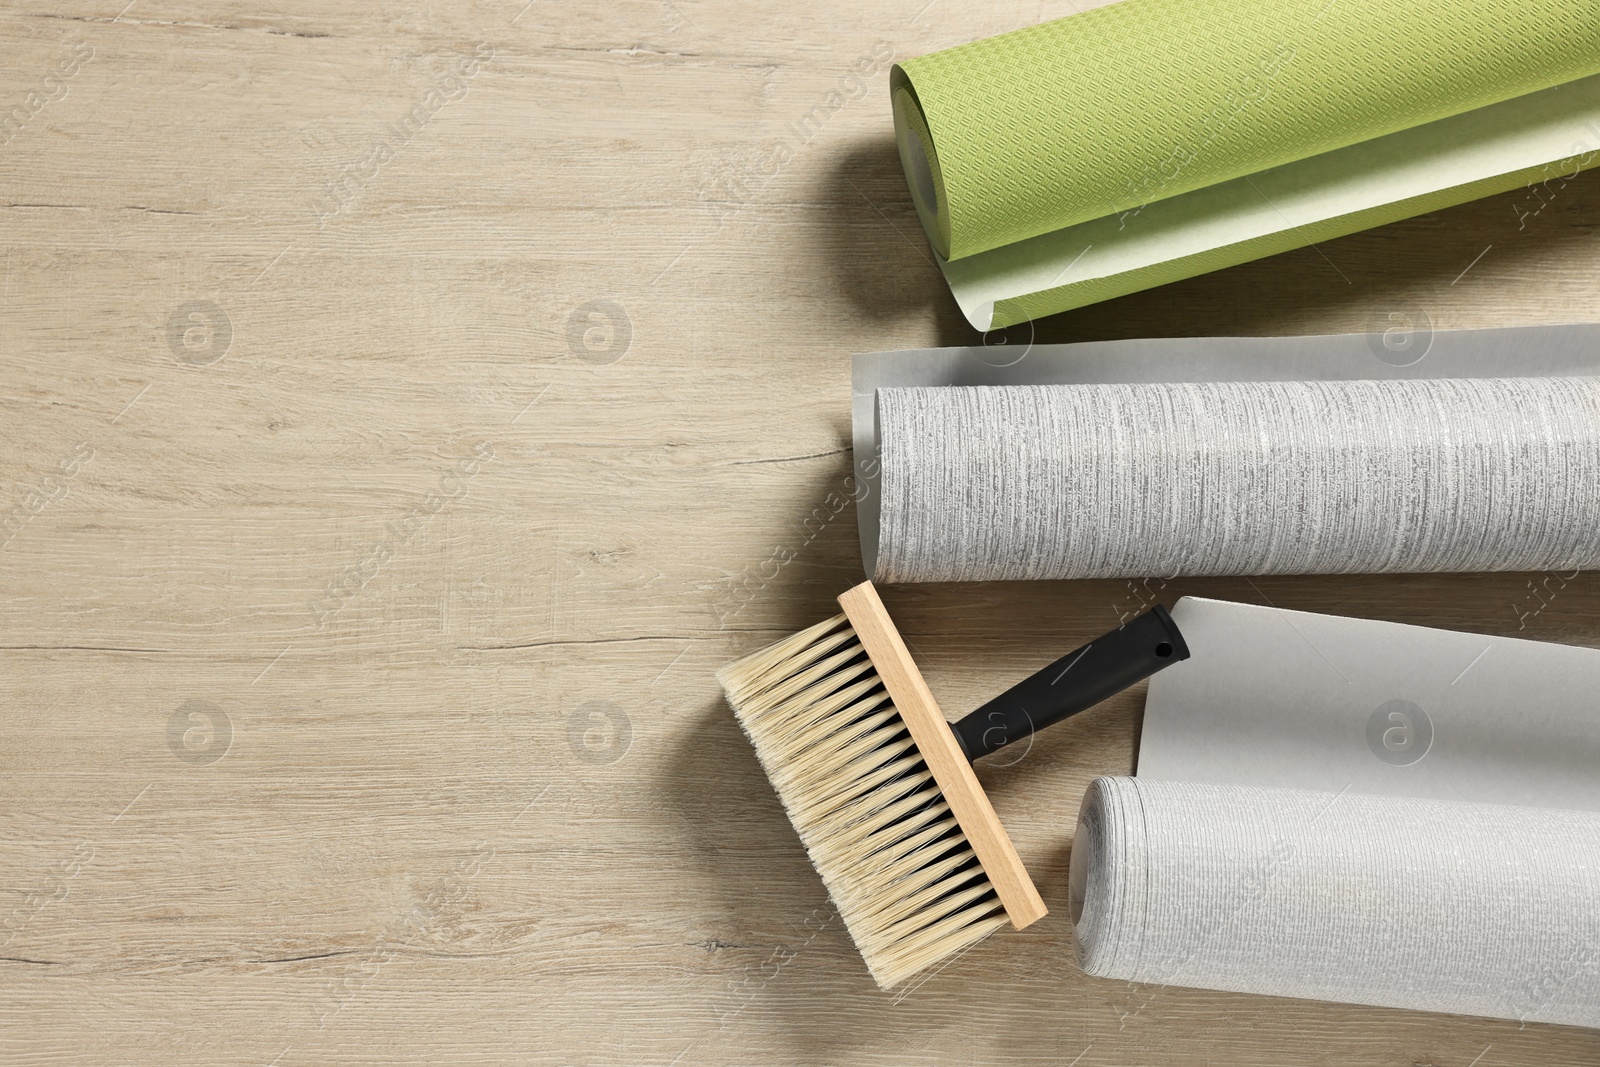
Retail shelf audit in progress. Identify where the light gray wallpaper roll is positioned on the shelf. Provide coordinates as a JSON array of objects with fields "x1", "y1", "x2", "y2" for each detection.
[
  {"x1": 875, "y1": 377, "x2": 1600, "y2": 582},
  {"x1": 1070, "y1": 777, "x2": 1600, "y2": 1027}
]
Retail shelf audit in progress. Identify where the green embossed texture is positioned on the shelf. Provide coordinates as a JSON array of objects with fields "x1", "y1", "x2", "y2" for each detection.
[{"x1": 896, "y1": 0, "x2": 1600, "y2": 260}]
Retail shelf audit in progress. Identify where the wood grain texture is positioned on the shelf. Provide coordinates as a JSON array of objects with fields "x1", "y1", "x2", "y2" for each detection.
[
  {"x1": 836, "y1": 580, "x2": 1046, "y2": 929},
  {"x1": 1, "y1": 1, "x2": 1599, "y2": 1064}
]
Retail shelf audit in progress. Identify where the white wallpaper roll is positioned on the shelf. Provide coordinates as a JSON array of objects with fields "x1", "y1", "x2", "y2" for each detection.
[
  {"x1": 874, "y1": 377, "x2": 1600, "y2": 582},
  {"x1": 1070, "y1": 777, "x2": 1600, "y2": 1027}
]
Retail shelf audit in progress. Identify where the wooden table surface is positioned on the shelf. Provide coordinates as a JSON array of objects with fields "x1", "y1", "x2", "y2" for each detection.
[{"x1": 3, "y1": 1, "x2": 1599, "y2": 1064}]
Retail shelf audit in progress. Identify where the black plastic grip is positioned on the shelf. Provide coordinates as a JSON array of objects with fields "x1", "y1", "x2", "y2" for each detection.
[{"x1": 950, "y1": 605, "x2": 1189, "y2": 762}]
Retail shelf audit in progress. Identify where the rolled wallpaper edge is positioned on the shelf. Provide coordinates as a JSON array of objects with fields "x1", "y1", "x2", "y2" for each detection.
[{"x1": 956, "y1": 77, "x2": 1600, "y2": 330}]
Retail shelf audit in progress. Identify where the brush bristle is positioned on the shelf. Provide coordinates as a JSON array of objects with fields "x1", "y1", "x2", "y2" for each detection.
[{"x1": 717, "y1": 613, "x2": 1008, "y2": 989}]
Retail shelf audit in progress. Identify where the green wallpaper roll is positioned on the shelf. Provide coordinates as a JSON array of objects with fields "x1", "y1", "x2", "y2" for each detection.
[{"x1": 893, "y1": 0, "x2": 1600, "y2": 325}]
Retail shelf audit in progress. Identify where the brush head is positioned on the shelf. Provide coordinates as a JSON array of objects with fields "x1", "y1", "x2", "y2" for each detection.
[{"x1": 717, "y1": 584, "x2": 1045, "y2": 990}]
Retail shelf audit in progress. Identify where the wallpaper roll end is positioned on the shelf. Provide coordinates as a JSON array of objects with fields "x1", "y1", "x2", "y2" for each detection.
[
  {"x1": 891, "y1": 71, "x2": 951, "y2": 261},
  {"x1": 856, "y1": 387, "x2": 885, "y2": 582},
  {"x1": 1070, "y1": 776, "x2": 1143, "y2": 979}
]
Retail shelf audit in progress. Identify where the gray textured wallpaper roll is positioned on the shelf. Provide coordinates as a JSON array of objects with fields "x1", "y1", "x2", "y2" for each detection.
[
  {"x1": 874, "y1": 377, "x2": 1600, "y2": 582},
  {"x1": 1070, "y1": 777, "x2": 1600, "y2": 1027}
]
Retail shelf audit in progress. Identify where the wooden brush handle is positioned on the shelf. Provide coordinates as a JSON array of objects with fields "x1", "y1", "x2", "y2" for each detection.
[
  {"x1": 837, "y1": 580, "x2": 1049, "y2": 929},
  {"x1": 951, "y1": 606, "x2": 1188, "y2": 762}
]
